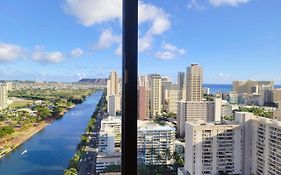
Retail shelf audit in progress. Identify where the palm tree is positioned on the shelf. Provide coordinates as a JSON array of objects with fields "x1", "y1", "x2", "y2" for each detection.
[{"x1": 165, "y1": 148, "x2": 172, "y2": 162}]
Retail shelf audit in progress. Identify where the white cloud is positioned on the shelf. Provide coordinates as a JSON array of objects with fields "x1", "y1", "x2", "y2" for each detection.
[
  {"x1": 63, "y1": 0, "x2": 122, "y2": 26},
  {"x1": 187, "y1": 0, "x2": 249, "y2": 9},
  {"x1": 162, "y1": 43, "x2": 186, "y2": 55},
  {"x1": 64, "y1": 0, "x2": 171, "y2": 53},
  {"x1": 155, "y1": 51, "x2": 175, "y2": 60},
  {"x1": 155, "y1": 43, "x2": 186, "y2": 60},
  {"x1": 95, "y1": 29, "x2": 121, "y2": 50},
  {"x1": 115, "y1": 44, "x2": 122, "y2": 56},
  {"x1": 187, "y1": 0, "x2": 205, "y2": 10},
  {"x1": 138, "y1": 1, "x2": 171, "y2": 52},
  {"x1": 138, "y1": 2, "x2": 170, "y2": 35},
  {"x1": 218, "y1": 72, "x2": 230, "y2": 79},
  {"x1": 0, "y1": 42, "x2": 25, "y2": 62},
  {"x1": 70, "y1": 48, "x2": 84, "y2": 57},
  {"x1": 209, "y1": 0, "x2": 250, "y2": 7},
  {"x1": 32, "y1": 45, "x2": 64, "y2": 63},
  {"x1": 138, "y1": 36, "x2": 153, "y2": 53}
]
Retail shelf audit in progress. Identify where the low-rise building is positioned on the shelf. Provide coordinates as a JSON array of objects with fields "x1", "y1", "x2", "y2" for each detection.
[
  {"x1": 175, "y1": 140, "x2": 185, "y2": 157},
  {"x1": 96, "y1": 152, "x2": 121, "y2": 174}
]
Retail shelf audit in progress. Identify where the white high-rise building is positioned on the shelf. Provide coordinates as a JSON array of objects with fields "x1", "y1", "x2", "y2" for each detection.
[
  {"x1": 106, "y1": 71, "x2": 121, "y2": 116},
  {"x1": 186, "y1": 64, "x2": 203, "y2": 102},
  {"x1": 179, "y1": 112, "x2": 281, "y2": 175},
  {"x1": 148, "y1": 74, "x2": 162, "y2": 117},
  {"x1": 106, "y1": 71, "x2": 120, "y2": 99},
  {"x1": 178, "y1": 121, "x2": 243, "y2": 175},
  {"x1": 100, "y1": 116, "x2": 122, "y2": 147},
  {"x1": 214, "y1": 95, "x2": 222, "y2": 121},
  {"x1": 107, "y1": 94, "x2": 121, "y2": 116},
  {"x1": 177, "y1": 101, "x2": 217, "y2": 137},
  {"x1": 0, "y1": 84, "x2": 8, "y2": 110},
  {"x1": 137, "y1": 121, "x2": 175, "y2": 165},
  {"x1": 139, "y1": 75, "x2": 149, "y2": 87},
  {"x1": 235, "y1": 112, "x2": 281, "y2": 175},
  {"x1": 177, "y1": 64, "x2": 222, "y2": 137},
  {"x1": 110, "y1": 71, "x2": 119, "y2": 95},
  {"x1": 166, "y1": 85, "x2": 179, "y2": 113}
]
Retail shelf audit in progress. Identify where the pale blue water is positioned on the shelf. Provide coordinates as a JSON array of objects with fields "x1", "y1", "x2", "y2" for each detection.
[
  {"x1": 203, "y1": 84, "x2": 232, "y2": 94},
  {"x1": 0, "y1": 91, "x2": 102, "y2": 175}
]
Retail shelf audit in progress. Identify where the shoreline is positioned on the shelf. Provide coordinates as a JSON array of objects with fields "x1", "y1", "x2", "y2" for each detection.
[{"x1": 0, "y1": 104, "x2": 76, "y2": 159}]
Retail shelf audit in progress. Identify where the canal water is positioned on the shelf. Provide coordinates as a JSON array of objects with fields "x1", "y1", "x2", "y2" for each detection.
[{"x1": 0, "y1": 91, "x2": 102, "y2": 175}]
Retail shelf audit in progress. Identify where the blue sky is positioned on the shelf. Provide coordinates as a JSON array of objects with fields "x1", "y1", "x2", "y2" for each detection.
[{"x1": 0, "y1": 0, "x2": 280, "y2": 84}]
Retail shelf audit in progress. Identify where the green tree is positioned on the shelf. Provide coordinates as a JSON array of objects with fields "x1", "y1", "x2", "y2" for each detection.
[
  {"x1": 0, "y1": 126, "x2": 15, "y2": 138},
  {"x1": 64, "y1": 168, "x2": 77, "y2": 175}
]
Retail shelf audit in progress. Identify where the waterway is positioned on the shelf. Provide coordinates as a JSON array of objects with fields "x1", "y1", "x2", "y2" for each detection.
[{"x1": 0, "y1": 91, "x2": 103, "y2": 175}]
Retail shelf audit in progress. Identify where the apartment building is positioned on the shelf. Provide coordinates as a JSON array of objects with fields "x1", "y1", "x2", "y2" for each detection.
[
  {"x1": 232, "y1": 80, "x2": 274, "y2": 94},
  {"x1": 221, "y1": 100, "x2": 233, "y2": 118},
  {"x1": 179, "y1": 112, "x2": 281, "y2": 175},
  {"x1": 98, "y1": 131, "x2": 115, "y2": 153},
  {"x1": 138, "y1": 85, "x2": 150, "y2": 120},
  {"x1": 177, "y1": 97, "x2": 222, "y2": 137},
  {"x1": 96, "y1": 152, "x2": 121, "y2": 174},
  {"x1": 100, "y1": 116, "x2": 121, "y2": 147},
  {"x1": 148, "y1": 74, "x2": 162, "y2": 117},
  {"x1": 178, "y1": 121, "x2": 243, "y2": 175},
  {"x1": 137, "y1": 121, "x2": 176, "y2": 165},
  {"x1": 186, "y1": 64, "x2": 203, "y2": 102},
  {"x1": 107, "y1": 71, "x2": 119, "y2": 98},
  {"x1": 161, "y1": 77, "x2": 172, "y2": 108},
  {"x1": 0, "y1": 84, "x2": 8, "y2": 110},
  {"x1": 107, "y1": 94, "x2": 121, "y2": 116},
  {"x1": 166, "y1": 85, "x2": 179, "y2": 113}
]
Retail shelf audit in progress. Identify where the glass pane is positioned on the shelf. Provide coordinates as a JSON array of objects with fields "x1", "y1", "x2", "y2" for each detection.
[
  {"x1": 0, "y1": 0, "x2": 122, "y2": 174},
  {"x1": 138, "y1": 0, "x2": 281, "y2": 175}
]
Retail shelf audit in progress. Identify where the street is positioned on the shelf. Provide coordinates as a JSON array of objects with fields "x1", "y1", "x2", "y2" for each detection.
[{"x1": 78, "y1": 100, "x2": 106, "y2": 175}]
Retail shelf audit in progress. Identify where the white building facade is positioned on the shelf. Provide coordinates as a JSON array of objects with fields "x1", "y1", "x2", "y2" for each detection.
[{"x1": 137, "y1": 121, "x2": 176, "y2": 165}]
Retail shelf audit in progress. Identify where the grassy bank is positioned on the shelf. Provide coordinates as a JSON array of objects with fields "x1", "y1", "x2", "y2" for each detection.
[{"x1": 0, "y1": 89, "x2": 97, "y2": 159}]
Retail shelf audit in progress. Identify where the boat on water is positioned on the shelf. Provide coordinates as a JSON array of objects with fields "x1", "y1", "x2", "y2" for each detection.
[{"x1": 21, "y1": 150, "x2": 27, "y2": 155}]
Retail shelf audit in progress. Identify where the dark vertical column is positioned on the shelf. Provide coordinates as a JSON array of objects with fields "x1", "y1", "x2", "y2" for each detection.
[{"x1": 122, "y1": 0, "x2": 138, "y2": 174}]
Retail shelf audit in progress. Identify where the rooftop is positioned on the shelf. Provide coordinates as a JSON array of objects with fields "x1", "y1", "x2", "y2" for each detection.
[{"x1": 138, "y1": 120, "x2": 175, "y2": 131}]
